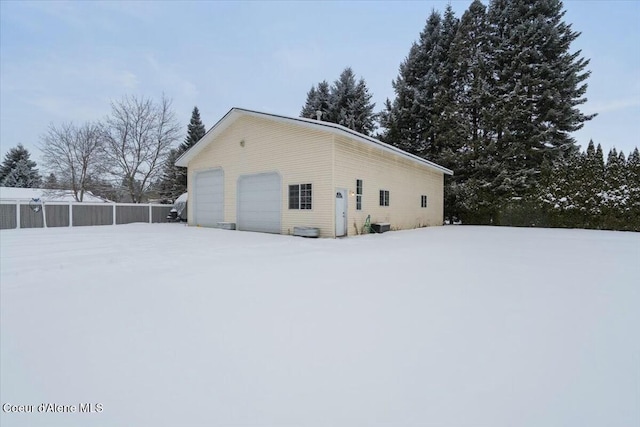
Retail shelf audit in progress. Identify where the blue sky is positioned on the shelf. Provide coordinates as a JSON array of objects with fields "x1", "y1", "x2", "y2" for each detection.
[{"x1": 1, "y1": 0, "x2": 639, "y2": 165}]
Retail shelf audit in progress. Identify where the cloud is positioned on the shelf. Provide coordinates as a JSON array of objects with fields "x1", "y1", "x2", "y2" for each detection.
[{"x1": 117, "y1": 70, "x2": 139, "y2": 91}]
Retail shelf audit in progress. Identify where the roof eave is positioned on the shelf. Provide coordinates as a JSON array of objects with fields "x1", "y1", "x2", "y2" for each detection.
[{"x1": 175, "y1": 107, "x2": 454, "y2": 176}]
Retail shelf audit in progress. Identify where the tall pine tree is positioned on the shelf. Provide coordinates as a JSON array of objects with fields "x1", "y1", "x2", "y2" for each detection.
[
  {"x1": 444, "y1": 0, "x2": 498, "y2": 222},
  {"x1": 486, "y1": 0, "x2": 594, "y2": 199},
  {"x1": 180, "y1": 106, "x2": 206, "y2": 152},
  {"x1": 383, "y1": 0, "x2": 595, "y2": 224},
  {"x1": 300, "y1": 68, "x2": 376, "y2": 136},
  {"x1": 300, "y1": 81, "x2": 331, "y2": 120},
  {"x1": 432, "y1": 5, "x2": 460, "y2": 162},
  {"x1": 158, "y1": 148, "x2": 182, "y2": 201},
  {"x1": 381, "y1": 10, "x2": 444, "y2": 156},
  {"x1": 159, "y1": 106, "x2": 206, "y2": 201},
  {"x1": 450, "y1": 0, "x2": 491, "y2": 150}
]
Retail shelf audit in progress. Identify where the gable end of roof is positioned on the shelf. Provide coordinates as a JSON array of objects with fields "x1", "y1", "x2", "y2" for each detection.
[{"x1": 176, "y1": 108, "x2": 453, "y2": 176}]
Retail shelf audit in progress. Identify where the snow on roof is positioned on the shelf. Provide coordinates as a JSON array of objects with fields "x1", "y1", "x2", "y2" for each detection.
[
  {"x1": 0, "y1": 187, "x2": 110, "y2": 203},
  {"x1": 175, "y1": 107, "x2": 453, "y2": 175}
]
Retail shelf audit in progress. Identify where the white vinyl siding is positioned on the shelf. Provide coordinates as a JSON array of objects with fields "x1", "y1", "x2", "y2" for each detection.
[
  {"x1": 187, "y1": 116, "x2": 334, "y2": 237},
  {"x1": 186, "y1": 113, "x2": 445, "y2": 238},
  {"x1": 333, "y1": 135, "x2": 444, "y2": 236}
]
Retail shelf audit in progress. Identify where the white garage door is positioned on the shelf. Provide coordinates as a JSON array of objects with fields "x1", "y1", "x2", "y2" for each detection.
[
  {"x1": 237, "y1": 173, "x2": 281, "y2": 234},
  {"x1": 193, "y1": 169, "x2": 224, "y2": 227}
]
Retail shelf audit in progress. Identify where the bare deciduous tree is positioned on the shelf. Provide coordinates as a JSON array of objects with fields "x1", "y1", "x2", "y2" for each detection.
[
  {"x1": 102, "y1": 95, "x2": 180, "y2": 203},
  {"x1": 40, "y1": 122, "x2": 105, "y2": 202}
]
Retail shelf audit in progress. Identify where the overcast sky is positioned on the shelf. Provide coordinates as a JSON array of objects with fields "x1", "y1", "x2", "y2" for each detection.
[{"x1": 1, "y1": 0, "x2": 639, "y2": 166}]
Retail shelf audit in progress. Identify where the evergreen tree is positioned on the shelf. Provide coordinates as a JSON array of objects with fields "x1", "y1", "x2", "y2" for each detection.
[
  {"x1": 180, "y1": 106, "x2": 206, "y2": 152},
  {"x1": 300, "y1": 68, "x2": 376, "y2": 135},
  {"x1": 381, "y1": 10, "x2": 443, "y2": 155},
  {"x1": 159, "y1": 106, "x2": 206, "y2": 201},
  {"x1": 574, "y1": 141, "x2": 605, "y2": 227},
  {"x1": 448, "y1": 0, "x2": 493, "y2": 160},
  {"x1": 618, "y1": 149, "x2": 630, "y2": 213},
  {"x1": 441, "y1": 1, "x2": 497, "y2": 220},
  {"x1": 85, "y1": 176, "x2": 119, "y2": 202},
  {"x1": 2, "y1": 159, "x2": 40, "y2": 188},
  {"x1": 626, "y1": 147, "x2": 640, "y2": 230},
  {"x1": 538, "y1": 151, "x2": 577, "y2": 216},
  {"x1": 300, "y1": 81, "x2": 331, "y2": 120},
  {"x1": 605, "y1": 148, "x2": 626, "y2": 208},
  {"x1": 159, "y1": 149, "x2": 182, "y2": 201},
  {"x1": 350, "y1": 77, "x2": 377, "y2": 135},
  {"x1": 301, "y1": 86, "x2": 318, "y2": 118},
  {"x1": 432, "y1": 5, "x2": 460, "y2": 162},
  {"x1": 329, "y1": 68, "x2": 358, "y2": 125},
  {"x1": 486, "y1": 0, "x2": 594, "y2": 199},
  {"x1": 537, "y1": 142, "x2": 639, "y2": 231},
  {"x1": 43, "y1": 173, "x2": 59, "y2": 190},
  {"x1": 610, "y1": 149, "x2": 628, "y2": 228},
  {"x1": 0, "y1": 144, "x2": 41, "y2": 188}
]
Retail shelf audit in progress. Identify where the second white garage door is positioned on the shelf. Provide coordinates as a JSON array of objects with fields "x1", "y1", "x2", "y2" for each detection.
[
  {"x1": 193, "y1": 168, "x2": 224, "y2": 227},
  {"x1": 237, "y1": 172, "x2": 281, "y2": 234}
]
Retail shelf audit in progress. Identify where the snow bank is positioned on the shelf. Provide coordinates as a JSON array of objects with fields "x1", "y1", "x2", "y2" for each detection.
[
  {"x1": 1, "y1": 225, "x2": 638, "y2": 426},
  {"x1": 0, "y1": 187, "x2": 109, "y2": 203}
]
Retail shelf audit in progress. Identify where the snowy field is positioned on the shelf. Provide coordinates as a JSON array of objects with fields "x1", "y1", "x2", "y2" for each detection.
[{"x1": 1, "y1": 224, "x2": 638, "y2": 427}]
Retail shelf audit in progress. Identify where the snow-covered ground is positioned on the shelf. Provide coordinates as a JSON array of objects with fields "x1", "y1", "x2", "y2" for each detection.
[{"x1": 1, "y1": 224, "x2": 638, "y2": 427}]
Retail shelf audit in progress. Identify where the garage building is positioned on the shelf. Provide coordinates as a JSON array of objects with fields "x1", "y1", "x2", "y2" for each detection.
[{"x1": 176, "y1": 108, "x2": 453, "y2": 238}]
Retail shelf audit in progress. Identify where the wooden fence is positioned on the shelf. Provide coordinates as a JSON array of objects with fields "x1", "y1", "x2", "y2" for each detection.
[{"x1": 0, "y1": 200, "x2": 174, "y2": 230}]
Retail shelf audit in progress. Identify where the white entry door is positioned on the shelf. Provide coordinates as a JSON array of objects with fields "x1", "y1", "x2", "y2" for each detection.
[{"x1": 335, "y1": 188, "x2": 347, "y2": 237}]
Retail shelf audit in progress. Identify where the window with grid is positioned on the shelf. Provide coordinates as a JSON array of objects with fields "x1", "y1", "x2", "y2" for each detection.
[
  {"x1": 356, "y1": 179, "x2": 363, "y2": 210},
  {"x1": 421, "y1": 195, "x2": 428, "y2": 208},
  {"x1": 289, "y1": 183, "x2": 312, "y2": 210},
  {"x1": 379, "y1": 190, "x2": 389, "y2": 206}
]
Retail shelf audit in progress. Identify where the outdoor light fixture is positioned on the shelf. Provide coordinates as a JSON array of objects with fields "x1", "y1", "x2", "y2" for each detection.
[{"x1": 240, "y1": 139, "x2": 245, "y2": 147}]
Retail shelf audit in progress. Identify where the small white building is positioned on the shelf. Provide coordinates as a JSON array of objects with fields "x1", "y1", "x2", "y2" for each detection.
[{"x1": 176, "y1": 108, "x2": 453, "y2": 237}]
